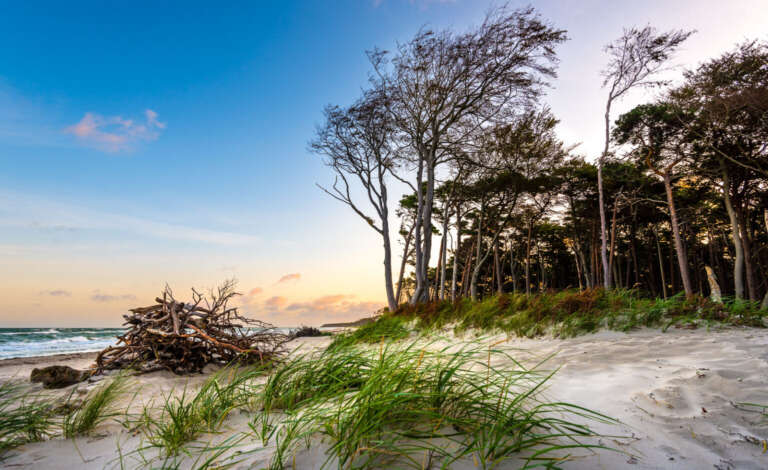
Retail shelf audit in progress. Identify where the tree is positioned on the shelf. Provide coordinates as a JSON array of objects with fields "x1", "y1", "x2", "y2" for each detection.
[
  {"x1": 614, "y1": 103, "x2": 694, "y2": 296},
  {"x1": 369, "y1": 5, "x2": 567, "y2": 303},
  {"x1": 669, "y1": 41, "x2": 768, "y2": 300},
  {"x1": 311, "y1": 89, "x2": 399, "y2": 312},
  {"x1": 597, "y1": 26, "x2": 693, "y2": 289}
]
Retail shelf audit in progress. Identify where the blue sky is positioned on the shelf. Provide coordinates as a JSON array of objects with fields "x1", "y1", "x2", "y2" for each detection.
[{"x1": 1, "y1": 0, "x2": 766, "y2": 326}]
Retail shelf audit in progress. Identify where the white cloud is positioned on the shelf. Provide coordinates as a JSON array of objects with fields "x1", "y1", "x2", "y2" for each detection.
[{"x1": 65, "y1": 109, "x2": 166, "y2": 152}]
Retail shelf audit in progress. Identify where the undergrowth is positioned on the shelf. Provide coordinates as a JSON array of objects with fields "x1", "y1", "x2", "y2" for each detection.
[{"x1": 389, "y1": 289, "x2": 767, "y2": 339}]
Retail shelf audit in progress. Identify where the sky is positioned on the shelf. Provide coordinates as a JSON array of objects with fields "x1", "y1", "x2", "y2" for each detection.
[{"x1": 0, "y1": 0, "x2": 766, "y2": 327}]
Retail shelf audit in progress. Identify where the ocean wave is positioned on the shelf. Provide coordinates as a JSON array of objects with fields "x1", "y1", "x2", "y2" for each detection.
[{"x1": 0, "y1": 328, "x2": 121, "y2": 360}]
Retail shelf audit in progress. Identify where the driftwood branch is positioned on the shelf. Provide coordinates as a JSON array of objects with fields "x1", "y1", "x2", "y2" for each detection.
[{"x1": 94, "y1": 281, "x2": 289, "y2": 375}]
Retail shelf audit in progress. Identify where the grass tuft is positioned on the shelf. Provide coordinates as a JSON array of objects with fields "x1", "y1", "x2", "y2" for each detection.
[
  {"x1": 0, "y1": 381, "x2": 56, "y2": 455},
  {"x1": 141, "y1": 366, "x2": 265, "y2": 456},
  {"x1": 63, "y1": 375, "x2": 129, "y2": 438}
]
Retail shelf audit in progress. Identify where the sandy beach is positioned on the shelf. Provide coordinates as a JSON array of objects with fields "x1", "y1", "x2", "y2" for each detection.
[{"x1": 0, "y1": 328, "x2": 766, "y2": 469}]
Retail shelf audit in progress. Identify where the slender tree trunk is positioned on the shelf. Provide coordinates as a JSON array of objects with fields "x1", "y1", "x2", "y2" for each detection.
[
  {"x1": 608, "y1": 199, "x2": 620, "y2": 279},
  {"x1": 433, "y1": 233, "x2": 445, "y2": 301},
  {"x1": 722, "y1": 165, "x2": 745, "y2": 299},
  {"x1": 460, "y1": 239, "x2": 475, "y2": 298},
  {"x1": 381, "y1": 228, "x2": 397, "y2": 312},
  {"x1": 439, "y1": 206, "x2": 450, "y2": 301},
  {"x1": 630, "y1": 209, "x2": 640, "y2": 288},
  {"x1": 509, "y1": 240, "x2": 518, "y2": 293},
  {"x1": 494, "y1": 237, "x2": 503, "y2": 294},
  {"x1": 416, "y1": 161, "x2": 437, "y2": 303},
  {"x1": 525, "y1": 221, "x2": 533, "y2": 295},
  {"x1": 738, "y1": 210, "x2": 758, "y2": 301},
  {"x1": 597, "y1": 100, "x2": 613, "y2": 289},
  {"x1": 451, "y1": 205, "x2": 462, "y2": 301},
  {"x1": 395, "y1": 223, "x2": 415, "y2": 305},
  {"x1": 572, "y1": 248, "x2": 583, "y2": 290},
  {"x1": 470, "y1": 206, "x2": 484, "y2": 300},
  {"x1": 655, "y1": 229, "x2": 668, "y2": 299},
  {"x1": 411, "y1": 159, "x2": 425, "y2": 304},
  {"x1": 597, "y1": 165, "x2": 612, "y2": 289},
  {"x1": 663, "y1": 171, "x2": 693, "y2": 296}
]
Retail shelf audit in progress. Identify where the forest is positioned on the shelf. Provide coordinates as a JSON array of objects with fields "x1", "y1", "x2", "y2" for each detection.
[{"x1": 311, "y1": 5, "x2": 768, "y2": 312}]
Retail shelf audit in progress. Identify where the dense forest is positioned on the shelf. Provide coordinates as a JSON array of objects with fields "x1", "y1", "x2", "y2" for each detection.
[{"x1": 311, "y1": 6, "x2": 768, "y2": 311}]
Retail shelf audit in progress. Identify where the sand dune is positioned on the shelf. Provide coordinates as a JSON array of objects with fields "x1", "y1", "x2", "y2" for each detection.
[{"x1": 1, "y1": 329, "x2": 767, "y2": 469}]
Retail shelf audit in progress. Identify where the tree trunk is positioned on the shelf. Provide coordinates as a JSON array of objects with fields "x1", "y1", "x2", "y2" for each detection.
[
  {"x1": 663, "y1": 171, "x2": 693, "y2": 296},
  {"x1": 439, "y1": 205, "x2": 450, "y2": 300},
  {"x1": 494, "y1": 237, "x2": 503, "y2": 294},
  {"x1": 597, "y1": 100, "x2": 613, "y2": 289},
  {"x1": 509, "y1": 240, "x2": 518, "y2": 293},
  {"x1": 381, "y1": 221, "x2": 397, "y2": 312},
  {"x1": 525, "y1": 221, "x2": 533, "y2": 295},
  {"x1": 738, "y1": 209, "x2": 758, "y2": 301},
  {"x1": 655, "y1": 229, "x2": 668, "y2": 299},
  {"x1": 608, "y1": 198, "x2": 620, "y2": 281},
  {"x1": 451, "y1": 205, "x2": 462, "y2": 301},
  {"x1": 722, "y1": 165, "x2": 745, "y2": 299},
  {"x1": 416, "y1": 162, "x2": 437, "y2": 303},
  {"x1": 411, "y1": 159, "x2": 425, "y2": 304},
  {"x1": 597, "y1": 165, "x2": 612, "y2": 289},
  {"x1": 460, "y1": 239, "x2": 475, "y2": 298},
  {"x1": 470, "y1": 207, "x2": 484, "y2": 301},
  {"x1": 395, "y1": 223, "x2": 415, "y2": 305}
]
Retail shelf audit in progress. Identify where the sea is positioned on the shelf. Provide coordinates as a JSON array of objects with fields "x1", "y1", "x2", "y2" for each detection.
[
  {"x1": 0, "y1": 327, "x2": 302, "y2": 360},
  {"x1": 0, "y1": 328, "x2": 125, "y2": 360}
]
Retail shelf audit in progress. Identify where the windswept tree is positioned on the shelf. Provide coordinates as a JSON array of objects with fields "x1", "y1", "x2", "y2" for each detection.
[
  {"x1": 596, "y1": 26, "x2": 693, "y2": 289},
  {"x1": 669, "y1": 40, "x2": 768, "y2": 300},
  {"x1": 369, "y1": 5, "x2": 567, "y2": 303},
  {"x1": 614, "y1": 103, "x2": 694, "y2": 296},
  {"x1": 311, "y1": 88, "x2": 399, "y2": 312}
]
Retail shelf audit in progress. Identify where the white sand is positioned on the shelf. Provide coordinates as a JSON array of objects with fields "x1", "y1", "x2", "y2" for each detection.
[{"x1": 1, "y1": 329, "x2": 767, "y2": 469}]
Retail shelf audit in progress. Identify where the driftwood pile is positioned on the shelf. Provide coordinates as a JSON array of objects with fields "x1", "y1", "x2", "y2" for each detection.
[{"x1": 95, "y1": 281, "x2": 290, "y2": 374}]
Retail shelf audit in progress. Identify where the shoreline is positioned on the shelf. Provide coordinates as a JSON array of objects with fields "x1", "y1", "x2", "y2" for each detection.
[{"x1": 0, "y1": 351, "x2": 100, "y2": 367}]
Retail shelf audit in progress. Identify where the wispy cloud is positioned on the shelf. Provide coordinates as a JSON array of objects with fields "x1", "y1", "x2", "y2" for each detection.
[
  {"x1": 249, "y1": 293, "x2": 382, "y2": 325},
  {"x1": 40, "y1": 289, "x2": 72, "y2": 297},
  {"x1": 0, "y1": 190, "x2": 260, "y2": 246},
  {"x1": 265, "y1": 296, "x2": 288, "y2": 309},
  {"x1": 248, "y1": 287, "x2": 263, "y2": 296},
  {"x1": 277, "y1": 273, "x2": 301, "y2": 284},
  {"x1": 91, "y1": 290, "x2": 137, "y2": 302},
  {"x1": 65, "y1": 109, "x2": 166, "y2": 152}
]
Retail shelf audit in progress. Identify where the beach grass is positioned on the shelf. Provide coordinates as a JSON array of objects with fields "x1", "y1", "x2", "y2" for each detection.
[
  {"x1": 62, "y1": 374, "x2": 130, "y2": 438},
  {"x1": 140, "y1": 366, "x2": 265, "y2": 456},
  {"x1": 0, "y1": 381, "x2": 57, "y2": 455},
  {"x1": 254, "y1": 337, "x2": 618, "y2": 469}
]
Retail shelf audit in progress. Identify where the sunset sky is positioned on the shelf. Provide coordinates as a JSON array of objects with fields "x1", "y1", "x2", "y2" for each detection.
[{"x1": 1, "y1": 0, "x2": 766, "y2": 327}]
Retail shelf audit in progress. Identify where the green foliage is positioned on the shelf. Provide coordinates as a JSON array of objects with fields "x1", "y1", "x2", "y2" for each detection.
[
  {"x1": 255, "y1": 339, "x2": 616, "y2": 470},
  {"x1": 327, "y1": 315, "x2": 411, "y2": 351},
  {"x1": 387, "y1": 289, "x2": 766, "y2": 340}
]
